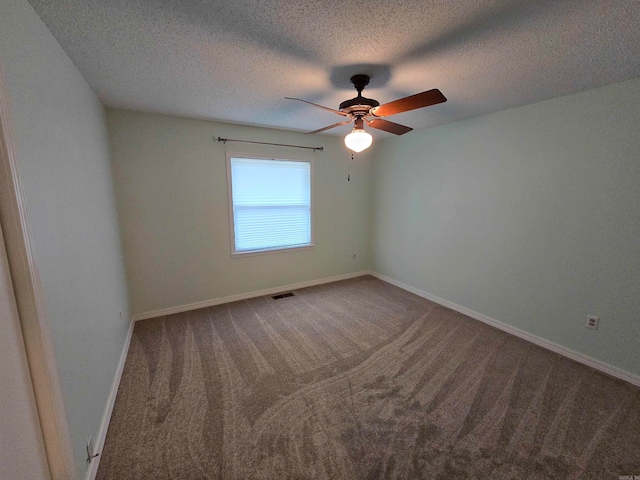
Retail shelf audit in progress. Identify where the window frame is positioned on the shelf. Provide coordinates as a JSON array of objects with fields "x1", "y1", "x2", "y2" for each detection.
[{"x1": 225, "y1": 151, "x2": 315, "y2": 257}]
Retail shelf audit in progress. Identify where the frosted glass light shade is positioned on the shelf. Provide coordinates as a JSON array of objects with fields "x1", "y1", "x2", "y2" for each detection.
[{"x1": 344, "y1": 128, "x2": 373, "y2": 152}]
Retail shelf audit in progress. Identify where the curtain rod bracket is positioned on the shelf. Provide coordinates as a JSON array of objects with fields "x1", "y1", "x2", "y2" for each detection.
[{"x1": 216, "y1": 136, "x2": 322, "y2": 152}]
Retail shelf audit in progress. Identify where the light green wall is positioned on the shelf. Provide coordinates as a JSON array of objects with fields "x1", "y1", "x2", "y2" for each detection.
[
  {"x1": 107, "y1": 110, "x2": 371, "y2": 315},
  {"x1": 0, "y1": 1, "x2": 130, "y2": 476},
  {"x1": 371, "y1": 77, "x2": 640, "y2": 377}
]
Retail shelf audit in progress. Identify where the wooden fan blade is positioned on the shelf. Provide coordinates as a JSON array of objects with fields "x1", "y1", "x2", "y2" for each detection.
[
  {"x1": 285, "y1": 97, "x2": 349, "y2": 116},
  {"x1": 307, "y1": 120, "x2": 352, "y2": 134},
  {"x1": 366, "y1": 118, "x2": 413, "y2": 135},
  {"x1": 370, "y1": 89, "x2": 446, "y2": 117}
]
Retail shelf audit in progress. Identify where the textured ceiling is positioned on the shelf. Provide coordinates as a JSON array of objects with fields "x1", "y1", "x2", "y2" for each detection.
[{"x1": 26, "y1": 0, "x2": 640, "y2": 137}]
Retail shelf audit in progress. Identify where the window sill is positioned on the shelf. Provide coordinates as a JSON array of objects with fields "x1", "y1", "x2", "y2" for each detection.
[{"x1": 230, "y1": 244, "x2": 315, "y2": 258}]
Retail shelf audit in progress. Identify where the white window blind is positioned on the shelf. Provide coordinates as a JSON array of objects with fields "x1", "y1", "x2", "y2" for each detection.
[{"x1": 229, "y1": 156, "x2": 312, "y2": 254}]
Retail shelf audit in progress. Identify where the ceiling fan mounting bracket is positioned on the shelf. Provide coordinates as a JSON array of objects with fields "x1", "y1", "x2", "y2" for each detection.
[{"x1": 350, "y1": 74, "x2": 371, "y2": 95}]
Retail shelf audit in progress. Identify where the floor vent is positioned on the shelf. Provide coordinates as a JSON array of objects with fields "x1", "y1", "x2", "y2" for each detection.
[{"x1": 272, "y1": 292, "x2": 295, "y2": 300}]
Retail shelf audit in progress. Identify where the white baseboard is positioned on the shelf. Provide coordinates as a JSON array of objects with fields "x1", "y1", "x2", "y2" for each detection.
[
  {"x1": 85, "y1": 318, "x2": 135, "y2": 480},
  {"x1": 132, "y1": 271, "x2": 370, "y2": 322},
  {"x1": 370, "y1": 271, "x2": 640, "y2": 387}
]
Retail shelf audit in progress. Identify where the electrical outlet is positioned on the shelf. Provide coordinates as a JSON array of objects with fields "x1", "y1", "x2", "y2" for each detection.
[
  {"x1": 586, "y1": 315, "x2": 599, "y2": 330},
  {"x1": 352, "y1": 252, "x2": 357, "y2": 260}
]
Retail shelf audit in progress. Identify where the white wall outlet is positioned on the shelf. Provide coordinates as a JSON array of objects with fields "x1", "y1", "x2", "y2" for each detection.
[
  {"x1": 352, "y1": 252, "x2": 357, "y2": 260},
  {"x1": 586, "y1": 315, "x2": 599, "y2": 330}
]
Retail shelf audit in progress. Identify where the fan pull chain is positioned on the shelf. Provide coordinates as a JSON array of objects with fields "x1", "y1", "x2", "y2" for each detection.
[{"x1": 348, "y1": 151, "x2": 354, "y2": 181}]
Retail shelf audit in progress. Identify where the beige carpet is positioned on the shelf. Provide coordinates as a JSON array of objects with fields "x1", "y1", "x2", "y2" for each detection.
[{"x1": 97, "y1": 276, "x2": 640, "y2": 479}]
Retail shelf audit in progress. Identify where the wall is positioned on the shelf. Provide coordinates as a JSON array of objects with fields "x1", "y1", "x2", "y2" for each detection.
[
  {"x1": 0, "y1": 1, "x2": 131, "y2": 477},
  {"x1": 107, "y1": 110, "x2": 371, "y2": 316},
  {"x1": 371, "y1": 77, "x2": 640, "y2": 378}
]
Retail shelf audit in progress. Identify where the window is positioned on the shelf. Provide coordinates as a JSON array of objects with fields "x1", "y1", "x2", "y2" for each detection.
[{"x1": 227, "y1": 154, "x2": 313, "y2": 255}]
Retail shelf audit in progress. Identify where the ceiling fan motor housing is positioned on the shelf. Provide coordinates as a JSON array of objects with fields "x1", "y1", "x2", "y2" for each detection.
[{"x1": 339, "y1": 96, "x2": 379, "y2": 115}]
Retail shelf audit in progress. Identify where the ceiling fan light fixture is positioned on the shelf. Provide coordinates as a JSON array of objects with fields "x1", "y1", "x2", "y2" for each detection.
[{"x1": 344, "y1": 127, "x2": 372, "y2": 153}]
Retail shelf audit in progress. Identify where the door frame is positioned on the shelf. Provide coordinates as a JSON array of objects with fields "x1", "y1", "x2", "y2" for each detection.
[{"x1": 0, "y1": 62, "x2": 76, "y2": 479}]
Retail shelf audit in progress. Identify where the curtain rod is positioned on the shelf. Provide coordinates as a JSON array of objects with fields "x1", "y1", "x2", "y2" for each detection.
[{"x1": 216, "y1": 137, "x2": 323, "y2": 152}]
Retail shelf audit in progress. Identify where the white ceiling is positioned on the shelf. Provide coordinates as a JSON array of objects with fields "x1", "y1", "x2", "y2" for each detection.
[{"x1": 27, "y1": 0, "x2": 640, "y2": 138}]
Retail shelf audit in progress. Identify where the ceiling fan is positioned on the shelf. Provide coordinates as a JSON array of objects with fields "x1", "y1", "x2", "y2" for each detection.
[{"x1": 285, "y1": 74, "x2": 446, "y2": 152}]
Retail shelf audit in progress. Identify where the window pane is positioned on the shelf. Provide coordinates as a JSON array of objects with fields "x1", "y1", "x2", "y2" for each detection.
[
  {"x1": 232, "y1": 159, "x2": 310, "y2": 206},
  {"x1": 230, "y1": 157, "x2": 312, "y2": 253},
  {"x1": 234, "y1": 206, "x2": 311, "y2": 251}
]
